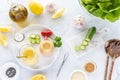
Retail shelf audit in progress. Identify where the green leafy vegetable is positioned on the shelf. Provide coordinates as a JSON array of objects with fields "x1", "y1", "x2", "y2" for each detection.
[
  {"x1": 53, "y1": 36, "x2": 62, "y2": 47},
  {"x1": 105, "y1": 9, "x2": 120, "y2": 22},
  {"x1": 55, "y1": 36, "x2": 61, "y2": 41},
  {"x1": 80, "y1": 0, "x2": 120, "y2": 22},
  {"x1": 97, "y1": 2, "x2": 112, "y2": 13}
]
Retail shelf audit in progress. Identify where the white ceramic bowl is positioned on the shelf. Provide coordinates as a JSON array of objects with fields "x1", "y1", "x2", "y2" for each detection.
[{"x1": 0, "y1": 62, "x2": 20, "y2": 80}]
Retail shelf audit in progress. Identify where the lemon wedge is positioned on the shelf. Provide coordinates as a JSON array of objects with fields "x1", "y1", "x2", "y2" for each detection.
[
  {"x1": 32, "y1": 74, "x2": 46, "y2": 80},
  {"x1": 0, "y1": 27, "x2": 10, "y2": 32},
  {"x1": 52, "y1": 8, "x2": 65, "y2": 19},
  {"x1": 0, "y1": 34, "x2": 8, "y2": 47},
  {"x1": 29, "y1": 0, "x2": 44, "y2": 15}
]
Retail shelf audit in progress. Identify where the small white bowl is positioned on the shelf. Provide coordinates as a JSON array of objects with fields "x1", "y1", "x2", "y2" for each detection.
[
  {"x1": 0, "y1": 62, "x2": 20, "y2": 80},
  {"x1": 83, "y1": 60, "x2": 97, "y2": 73},
  {"x1": 69, "y1": 70, "x2": 87, "y2": 80}
]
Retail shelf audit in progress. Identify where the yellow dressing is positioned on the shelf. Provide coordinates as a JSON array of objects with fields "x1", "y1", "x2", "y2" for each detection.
[
  {"x1": 21, "y1": 46, "x2": 39, "y2": 65},
  {"x1": 22, "y1": 47, "x2": 35, "y2": 59}
]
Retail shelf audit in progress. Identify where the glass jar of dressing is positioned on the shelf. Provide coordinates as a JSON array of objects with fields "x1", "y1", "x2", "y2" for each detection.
[{"x1": 9, "y1": 4, "x2": 28, "y2": 23}]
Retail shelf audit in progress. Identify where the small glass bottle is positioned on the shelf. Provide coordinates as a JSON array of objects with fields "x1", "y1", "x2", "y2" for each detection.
[{"x1": 9, "y1": 4, "x2": 28, "y2": 23}]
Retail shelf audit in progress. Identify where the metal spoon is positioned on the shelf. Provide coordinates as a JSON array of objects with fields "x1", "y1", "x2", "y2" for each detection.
[{"x1": 56, "y1": 52, "x2": 69, "y2": 77}]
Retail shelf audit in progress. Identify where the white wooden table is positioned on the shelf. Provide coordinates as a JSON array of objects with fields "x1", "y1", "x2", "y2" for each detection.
[{"x1": 0, "y1": 0, "x2": 120, "y2": 80}]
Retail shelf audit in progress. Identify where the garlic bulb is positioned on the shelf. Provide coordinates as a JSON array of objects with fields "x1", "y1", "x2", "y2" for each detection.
[
  {"x1": 73, "y1": 15, "x2": 85, "y2": 29},
  {"x1": 46, "y1": 2, "x2": 56, "y2": 13}
]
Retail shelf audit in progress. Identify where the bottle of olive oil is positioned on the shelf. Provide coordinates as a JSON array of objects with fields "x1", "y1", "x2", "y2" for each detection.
[{"x1": 9, "y1": 3, "x2": 28, "y2": 28}]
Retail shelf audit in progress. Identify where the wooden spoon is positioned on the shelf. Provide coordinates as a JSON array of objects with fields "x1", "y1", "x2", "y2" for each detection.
[
  {"x1": 108, "y1": 40, "x2": 120, "y2": 80},
  {"x1": 104, "y1": 41, "x2": 110, "y2": 80},
  {"x1": 104, "y1": 39, "x2": 116, "y2": 80}
]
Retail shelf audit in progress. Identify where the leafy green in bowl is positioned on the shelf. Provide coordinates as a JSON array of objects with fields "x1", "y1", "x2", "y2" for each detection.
[{"x1": 79, "y1": 0, "x2": 120, "y2": 22}]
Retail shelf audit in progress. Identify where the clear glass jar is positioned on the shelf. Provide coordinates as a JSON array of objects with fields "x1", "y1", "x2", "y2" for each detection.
[{"x1": 9, "y1": 4, "x2": 28, "y2": 23}]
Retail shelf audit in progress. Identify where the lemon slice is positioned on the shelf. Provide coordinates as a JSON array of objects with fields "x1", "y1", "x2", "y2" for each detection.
[
  {"x1": 0, "y1": 27, "x2": 10, "y2": 32},
  {"x1": 32, "y1": 74, "x2": 46, "y2": 80},
  {"x1": 29, "y1": 0, "x2": 44, "y2": 15},
  {"x1": 52, "y1": 8, "x2": 65, "y2": 19},
  {"x1": 0, "y1": 34, "x2": 8, "y2": 47}
]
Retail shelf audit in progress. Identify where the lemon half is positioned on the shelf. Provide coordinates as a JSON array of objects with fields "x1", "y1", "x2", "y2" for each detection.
[
  {"x1": 29, "y1": 0, "x2": 44, "y2": 15},
  {"x1": 32, "y1": 74, "x2": 46, "y2": 80}
]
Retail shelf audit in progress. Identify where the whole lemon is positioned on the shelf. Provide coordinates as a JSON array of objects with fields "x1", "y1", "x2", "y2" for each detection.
[{"x1": 29, "y1": 0, "x2": 44, "y2": 15}]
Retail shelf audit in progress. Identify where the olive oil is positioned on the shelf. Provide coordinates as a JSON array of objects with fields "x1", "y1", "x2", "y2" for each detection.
[{"x1": 9, "y1": 4, "x2": 28, "y2": 23}]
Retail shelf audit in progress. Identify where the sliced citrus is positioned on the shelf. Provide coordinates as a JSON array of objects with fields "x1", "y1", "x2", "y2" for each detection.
[
  {"x1": 0, "y1": 27, "x2": 10, "y2": 32},
  {"x1": 32, "y1": 74, "x2": 46, "y2": 80},
  {"x1": 29, "y1": 0, "x2": 44, "y2": 15},
  {"x1": 0, "y1": 34, "x2": 8, "y2": 47},
  {"x1": 52, "y1": 8, "x2": 65, "y2": 19}
]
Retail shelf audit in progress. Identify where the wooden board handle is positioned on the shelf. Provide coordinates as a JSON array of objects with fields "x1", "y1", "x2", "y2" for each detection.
[{"x1": 104, "y1": 56, "x2": 109, "y2": 80}]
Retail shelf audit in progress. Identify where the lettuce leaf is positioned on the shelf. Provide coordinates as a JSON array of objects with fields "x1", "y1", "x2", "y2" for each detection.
[
  {"x1": 81, "y1": 0, "x2": 98, "y2": 4},
  {"x1": 92, "y1": 9, "x2": 104, "y2": 17},
  {"x1": 80, "y1": 0, "x2": 120, "y2": 22},
  {"x1": 98, "y1": 0, "x2": 111, "y2": 2},
  {"x1": 97, "y1": 2, "x2": 112, "y2": 13},
  {"x1": 105, "y1": 9, "x2": 120, "y2": 22}
]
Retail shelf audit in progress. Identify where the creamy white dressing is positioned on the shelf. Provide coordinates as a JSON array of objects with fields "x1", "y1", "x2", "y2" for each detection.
[{"x1": 71, "y1": 71, "x2": 85, "y2": 80}]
